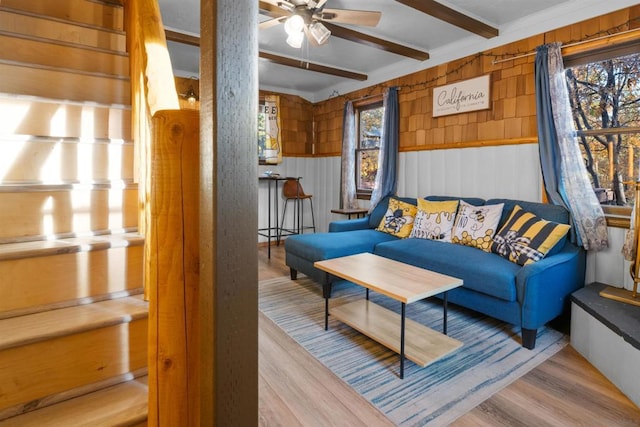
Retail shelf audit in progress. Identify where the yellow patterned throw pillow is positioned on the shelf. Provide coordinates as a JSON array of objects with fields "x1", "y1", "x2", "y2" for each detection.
[
  {"x1": 409, "y1": 199, "x2": 459, "y2": 241},
  {"x1": 451, "y1": 201, "x2": 504, "y2": 251},
  {"x1": 376, "y1": 198, "x2": 417, "y2": 238},
  {"x1": 491, "y1": 205, "x2": 571, "y2": 265}
]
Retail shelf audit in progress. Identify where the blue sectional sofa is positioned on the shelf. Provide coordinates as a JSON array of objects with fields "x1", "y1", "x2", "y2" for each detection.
[{"x1": 284, "y1": 195, "x2": 586, "y2": 349}]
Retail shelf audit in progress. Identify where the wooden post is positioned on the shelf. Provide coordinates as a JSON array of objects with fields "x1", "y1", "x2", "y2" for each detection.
[
  {"x1": 199, "y1": 1, "x2": 259, "y2": 425},
  {"x1": 629, "y1": 145, "x2": 634, "y2": 181},
  {"x1": 147, "y1": 110, "x2": 200, "y2": 426},
  {"x1": 609, "y1": 141, "x2": 614, "y2": 182}
]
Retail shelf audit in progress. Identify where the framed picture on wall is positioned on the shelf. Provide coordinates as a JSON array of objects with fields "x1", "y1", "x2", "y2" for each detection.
[
  {"x1": 258, "y1": 95, "x2": 282, "y2": 164},
  {"x1": 432, "y1": 74, "x2": 491, "y2": 117}
]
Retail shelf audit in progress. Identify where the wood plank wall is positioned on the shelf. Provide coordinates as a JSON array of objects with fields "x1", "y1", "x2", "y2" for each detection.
[{"x1": 279, "y1": 6, "x2": 640, "y2": 157}]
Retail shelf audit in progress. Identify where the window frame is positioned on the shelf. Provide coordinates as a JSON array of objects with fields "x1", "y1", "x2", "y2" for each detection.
[
  {"x1": 354, "y1": 98, "x2": 384, "y2": 199},
  {"x1": 563, "y1": 40, "x2": 640, "y2": 228}
]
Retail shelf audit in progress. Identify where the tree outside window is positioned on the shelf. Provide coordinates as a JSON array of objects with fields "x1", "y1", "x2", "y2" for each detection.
[
  {"x1": 565, "y1": 51, "x2": 640, "y2": 208},
  {"x1": 356, "y1": 102, "x2": 383, "y2": 196}
]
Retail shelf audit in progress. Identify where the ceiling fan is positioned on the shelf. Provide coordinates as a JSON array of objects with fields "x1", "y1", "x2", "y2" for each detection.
[{"x1": 259, "y1": 0, "x2": 382, "y2": 48}]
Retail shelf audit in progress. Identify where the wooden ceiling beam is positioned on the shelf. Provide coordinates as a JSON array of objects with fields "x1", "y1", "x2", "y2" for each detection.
[
  {"x1": 164, "y1": 29, "x2": 367, "y2": 81},
  {"x1": 259, "y1": 51, "x2": 368, "y2": 81},
  {"x1": 322, "y1": 22, "x2": 429, "y2": 61},
  {"x1": 165, "y1": 29, "x2": 200, "y2": 47},
  {"x1": 395, "y1": 0, "x2": 498, "y2": 39},
  {"x1": 258, "y1": 1, "x2": 288, "y2": 19}
]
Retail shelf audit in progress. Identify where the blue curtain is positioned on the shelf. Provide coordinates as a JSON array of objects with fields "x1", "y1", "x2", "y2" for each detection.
[
  {"x1": 340, "y1": 101, "x2": 358, "y2": 209},
  {"x1": 370, "y1": 87, "x2": 399, "y2": 210},
  {"x1": 534, "y1": 43, "x2": 608, "y2": 251}
]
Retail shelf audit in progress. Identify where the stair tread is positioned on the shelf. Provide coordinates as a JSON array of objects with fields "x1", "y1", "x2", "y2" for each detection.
[
  {"x1": 0, "y1": 1, "x2": 125, "y2": 32},
  {"x1": 0, "y1": 377, "x2": 148, "y2": 426},
  {"x1": 0, "y1": 295, "x2": 148, "y2": 351},
  {"x1": 0, "y1": 8, "x2": 127, "y2": 54},
  {"x1": 0, "y1": 30, "x2": 129, "y2": 57},
  {"x1": 0, "y1": 233, "x2": 144, "y2": 261},
  {"x1": 0, "y1": 31, "x2": 129, "y2": 78}
]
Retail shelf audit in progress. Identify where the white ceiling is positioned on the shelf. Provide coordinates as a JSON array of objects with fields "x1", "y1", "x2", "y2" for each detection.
[{"x1": 158, "y1": 0, "x2": 638, "y2": 102}]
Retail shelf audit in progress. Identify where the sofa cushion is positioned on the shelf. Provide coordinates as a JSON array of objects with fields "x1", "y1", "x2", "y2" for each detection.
[
  {"x1": 426, "y1": 195, "x2": 485, "y2": 206},
  {"x1": 375, "y1": 197, "x2": 418, "y2": 238},
  {"x1": 409, "y1": 199, "x2": 458, "y2": 241},
  {"x1": 486, "y1": 198, "x2": 569, "y2": 226},
  {"x1": 373, "y1": 238, "x2": 521, "y2": 302},
  {"x1": 369, "y1": 195, "x2": 418, "y2": 229},
  {"x1": 284, "y1": 229, "x2": 398, "y2": 262},
  {"x1": 451, "y1": 201, "x2": 504, "y2": 252},
  {"x1": 491, "y1": 204, "x2": 571, "y2": 265}
]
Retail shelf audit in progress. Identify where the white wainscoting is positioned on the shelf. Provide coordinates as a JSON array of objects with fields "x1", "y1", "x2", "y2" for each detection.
[{"x1": 396, "y1": 144, "x2": 543, "y2": 201}]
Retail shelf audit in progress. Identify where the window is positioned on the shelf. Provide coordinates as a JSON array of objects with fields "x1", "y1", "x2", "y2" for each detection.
[
  {"x1": 355, "y1": 101, "x2": 383, "y2": 196},
  {"x1": 565, "y1": 48, "x2": 640, "y2": 215}
]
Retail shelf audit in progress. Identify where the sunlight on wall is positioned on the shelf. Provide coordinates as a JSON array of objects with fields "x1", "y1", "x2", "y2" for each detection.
[
  {"x1": 0, "y1": 100, "x2": 29, "y2": 136},
  {"x1": 79, "y1": 107, "x2": 96, "y2": 182},
  {"x1": 0, "y1": 100, "x2": 30, "y2": 181},
  {"x1": 109, "y1": 144, "x2": 124, "y2": 182},
  {"x1": 0, "y1": 136, "x2": 27, "y2": 182},
  {"x1": 40, "y1": 140, "x2": 63, "y2": 183},
  {"x1": 50, "y1": 106, "x2": 67, "y2": 136},
  {"x1": 80, "y1": 107, "x2": 95, "y2": 140}
]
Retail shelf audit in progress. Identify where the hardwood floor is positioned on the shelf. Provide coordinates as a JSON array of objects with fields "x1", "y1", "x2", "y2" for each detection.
[{"x1": 258, "y1": 244, "x2": 640, "y2": 426}]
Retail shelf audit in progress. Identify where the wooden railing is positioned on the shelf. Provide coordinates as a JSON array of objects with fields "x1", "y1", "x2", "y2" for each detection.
[
  {"x1": 124, "y1": 0, "x2": 199, "y2": 425},
  {"x1": 147, "y1": 110, "x2": 200, "y2": 426},
  {"x1": 125, "y1": 0, "x2": 180, "y2": 235}
]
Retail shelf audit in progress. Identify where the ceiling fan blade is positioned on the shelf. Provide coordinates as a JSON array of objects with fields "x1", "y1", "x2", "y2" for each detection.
[
  {"x1": 309, "y1": 0, "x2": 328, "y2": 10},
  {"x1": 259, "y1": 1, "x2": 289, "y2": 19},
  {"x1": 322, "y1": 22, "x2": 429, "y2": 61},
  {"x1": 395, "y1": 0, "x2": 498, "y2": 39},
  {"x1": 259, "y1": 17, "x2": 287, "y2": 30},
  {"x1": 318, "y1": 8, "x2": 381, "y2": 27}
]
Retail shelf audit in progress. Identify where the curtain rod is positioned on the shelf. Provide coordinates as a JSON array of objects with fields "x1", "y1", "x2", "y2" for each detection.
[
  {"x1": 492, "y1": 28, "x2": 640, "y2": 65},
  {"x1": 349, "y1": 87, "x2": 404, "y2": 104},
  {"x1": 349, "y1": 93, "x2": 384, "y2": 104}
]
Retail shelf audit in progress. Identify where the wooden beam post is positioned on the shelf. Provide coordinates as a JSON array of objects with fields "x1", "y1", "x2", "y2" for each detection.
[{"x1": 200, "y1": 1, "x2": 259, "y2": 425}]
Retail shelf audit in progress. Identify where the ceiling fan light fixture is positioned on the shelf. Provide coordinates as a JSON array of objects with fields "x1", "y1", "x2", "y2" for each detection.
[
  {"x1": 276, "y1": 1, "x2": 295, "y2": 13},
  {"x1": 308, "y1": 21, "x2": 331, "y2": 45},
  {"x1": 286, "y1": 30, "x2": 304, "y2": 48},
  {"x1": 284, "y1": 14, "x2": 305, "y2": 36}
]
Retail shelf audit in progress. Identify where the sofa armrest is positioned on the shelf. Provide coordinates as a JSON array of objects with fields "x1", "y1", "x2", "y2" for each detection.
[
  {"x1": 516, "y1": 244, "x2": 586, "y2": 329},
  {"x1": 329, "y1": 217, "x2": 370, "y2": 232}
]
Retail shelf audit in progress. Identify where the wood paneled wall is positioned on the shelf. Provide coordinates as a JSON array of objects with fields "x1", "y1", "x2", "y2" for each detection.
[{"x1": 279, "y1": 6, "x2": 640, "y2": 157}]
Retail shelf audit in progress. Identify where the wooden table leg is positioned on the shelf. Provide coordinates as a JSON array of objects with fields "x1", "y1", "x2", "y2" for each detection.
[
  {"x1": 400, "y1": 302, "x2": 406, "y2": 379},
  {"x1": 325, "y1": 296, "x2": 329, "y2": 331},
  {"x1": 443, "y1": 291, "x2": 448, "y2": 335}
]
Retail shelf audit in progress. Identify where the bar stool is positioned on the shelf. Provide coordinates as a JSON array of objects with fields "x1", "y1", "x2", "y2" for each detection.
[{"x1": 279, "y1": 178, "x2": 316, "y2": 239}]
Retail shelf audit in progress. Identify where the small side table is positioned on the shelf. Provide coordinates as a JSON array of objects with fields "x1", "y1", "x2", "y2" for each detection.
[{"x1": 331, "y1": 208, "x2": 368, "y2": 220}]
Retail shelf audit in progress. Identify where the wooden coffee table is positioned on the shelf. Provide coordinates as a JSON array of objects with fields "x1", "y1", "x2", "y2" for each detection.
[{"x1": 314, "y1": 252, "x2": 463, "y2": 378}]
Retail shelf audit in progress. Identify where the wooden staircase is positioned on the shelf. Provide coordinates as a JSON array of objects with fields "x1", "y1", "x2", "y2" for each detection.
[{"x1": 0, "y1": 0, "x2": 147, "y2": 425}]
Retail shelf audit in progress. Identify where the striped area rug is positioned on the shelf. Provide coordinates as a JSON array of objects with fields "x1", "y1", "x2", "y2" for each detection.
[{"x1": 259, "y1": 276, "x2": 568, "y2": 426}]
